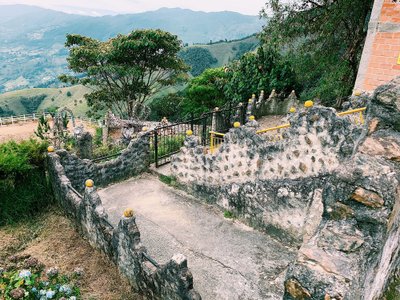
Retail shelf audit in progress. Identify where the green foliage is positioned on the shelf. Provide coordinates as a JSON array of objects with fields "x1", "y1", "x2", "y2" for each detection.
[
  {"x1": 224, "y1": 46, "x2": 298, "y2": 103},
  {"x1": 151, "y1": 135, "x2": 185, "y2": 160},
  {"x1": 233, "y1": 42, "x2": 258, "y2": 60},
  {"x1": 0, "y1": 139, "x2": 53, "y2": 226},
  {"x1": 60, "y1": 29, "x2": 189, "y2": 119},
  {"x1": 260, "y1": 0, "x2": 374, "y2": 105},
  {"x1": 0, "y1": 106, "x2": 15, "y2": 117},
  {"x1": 92, "y1": 144, "x2": 124, "y2": 160},
  {"x1": 223, "y1": 210, "x2": 235, "y2": 219},
  {"x1": 149, "y1": 92, "x2": 185, "y2": 122},
  {"x1": 94, "y1": 127, "x2": 103, "y2": 146},
  {"x1": 385, "y1": 278, "x2": 400, "y2": 300},
  {"x1": 158, "y1": 175, "x2": 177, "y2": 187},
  {"x1": 182, "y1": 68, "x2": 229, "y2": 117},
  {"x1": 0, "y1": 265, "x2": 81, "y2": 299},
  {"x1": 179, "y1": 47, "x2": 217, "y2": 76},
  {"x1": 66, "y1": 91, "x2": 72, "y2": 97},
  {"x1": 20, "y1": 94, "x2": 46, "y2": 114},
  {"x1": 34, "y1": 115, "x2": 51, "y2": 141}
]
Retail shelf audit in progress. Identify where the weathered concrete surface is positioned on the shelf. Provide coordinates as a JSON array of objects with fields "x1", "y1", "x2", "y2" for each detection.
[{"x1": 98, "y1": 174, "x2": 296, "y2": 300}]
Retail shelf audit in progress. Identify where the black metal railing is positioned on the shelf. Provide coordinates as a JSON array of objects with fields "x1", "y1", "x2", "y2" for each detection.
[{"x1": 150, "y1": 102, "x2": 247, "y2": 167}]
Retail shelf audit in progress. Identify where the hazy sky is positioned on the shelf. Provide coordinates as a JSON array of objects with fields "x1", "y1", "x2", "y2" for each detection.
[{"x1": 0, "y1": 0, "x2": 267, "y2": 16}]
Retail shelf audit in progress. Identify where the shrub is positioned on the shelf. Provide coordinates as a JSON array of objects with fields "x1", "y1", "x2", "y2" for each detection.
[
  {"x1": 94, "y1": 127, "x2": 103, "y2": 146},
  {"x1": 224, "y1": 210, "x2": 235, "y2": 219},
  {"x1": 20, "y1": 94, "x2": 46, "y2": 114},
  {"x1": 0, "y1": 139, "x2": 53, "y2": 225},
  {"x1": 66, "y1": 91, "x2": 72, "y2": 97},
  {"x1": 0, "y1": 262, "x2": 81, "y2": 299}
]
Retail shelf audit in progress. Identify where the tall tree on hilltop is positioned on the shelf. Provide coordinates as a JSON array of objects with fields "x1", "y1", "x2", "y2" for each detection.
[
  {"x1": 261, "y1": 0, "x2": 374, "y2": 106},
  {"x1": 60, "y1": 29, "x2": 189, "y2": 119},
  {"x1": 224, "y1": 46, "x2": 298, "y2": 103}
]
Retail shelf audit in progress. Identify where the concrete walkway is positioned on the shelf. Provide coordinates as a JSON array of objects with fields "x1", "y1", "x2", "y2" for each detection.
[{"x1": 98, "y1": 174, "x2": 296, "y2": 300}]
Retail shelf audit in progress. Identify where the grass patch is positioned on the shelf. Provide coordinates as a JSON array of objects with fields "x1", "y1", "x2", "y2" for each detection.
[
  {"x1": 223, "y1": 210, "x2": 235, "y2": 219},
  {"x1": 159, "y1": 174, "x2": 177, "y2": 187},
  {"x1": 384, "y1": 277, "x2": 400, "y2": 300}
]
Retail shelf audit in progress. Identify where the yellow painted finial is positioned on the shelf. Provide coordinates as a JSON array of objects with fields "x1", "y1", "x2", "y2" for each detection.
[
  {"x1": 142, "y1": 126, "x2": 148, "y2": 132},
  {"x1": 85, "y1": 179, "x2": 94, "y2": 188},
  {"x1": 233, "y1": 122, "x2": 241, "y2": 128},
  {"x1": 248, "y1": 98, "x2": 252, "y2": 103},
  {"x1": 304, "y1": 100, "x2": 314, "y2": 108},
  {"x1": 289, "y1": 107, "x2": 296, "y2": 113},
  {"x1": 186, "y1": 130, "x2": 193, "y2": 136},
  {"x1": 249, "y1": 116, "x2": 255, "y2": 121},
  {"x1": 47, "y1": 146, "x2": 55, "y2": 153},
  {"x1": 353, "y1": 90, "x2": 362, "y2": 97},
  {"x1": 123, "y1": 208, "x2": 134, "y2": 218}
]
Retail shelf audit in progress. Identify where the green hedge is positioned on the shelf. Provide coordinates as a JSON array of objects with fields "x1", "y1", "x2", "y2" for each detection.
[{"x1": 0, "y1": 139, "x2": 53, "y2": 225}]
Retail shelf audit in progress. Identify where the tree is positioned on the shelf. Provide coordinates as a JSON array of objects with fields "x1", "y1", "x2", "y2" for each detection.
[
  {"x1": 179, "y1": 47, "x2": 218, "y2": 76},
  {"x1": 224, "y1": 46, "x2": 298, "y2": 103},
  {"x1": 182, "y1": 68, "x2": 229, "y2": 117},
  {"x1": 261, "y1": 0, "x2": 374, "y2": 106},
  {"x1": 60, "y1": 29, "x2": 189, "y2": 119}
]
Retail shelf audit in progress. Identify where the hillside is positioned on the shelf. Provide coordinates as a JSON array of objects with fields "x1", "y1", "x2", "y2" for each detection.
[
  {"x1": 0, "y1": 5, "x2": 263, "y2": 93},
  {"x1": 197, "y1": 35, "x2": 259, "y2": 66},
  {"x1": 0, "y1": 35, "x2": 259, "y2": 118},
  {"x1": 0, "y1": 85, "x2": 89, "y2": 117}
]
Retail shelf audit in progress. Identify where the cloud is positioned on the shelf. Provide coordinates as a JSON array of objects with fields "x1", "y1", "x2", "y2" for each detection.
[{"x1": 0, "y1": 0, "x2": 266, "y2": 15}]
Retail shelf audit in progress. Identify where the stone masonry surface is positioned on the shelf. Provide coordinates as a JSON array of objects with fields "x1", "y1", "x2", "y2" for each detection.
[
  {"x1": 98, "y1": 174, "x2": 297, "y2": 300},
  {"x1": 47, "y1": 135, "x2": 201, "y2": 300},
  {"x1": 57, "y1": 133, "x2": 151, "y2": 192},
  {"x1": 171, "y1": 77, "x2": 400, "y2": 299}
]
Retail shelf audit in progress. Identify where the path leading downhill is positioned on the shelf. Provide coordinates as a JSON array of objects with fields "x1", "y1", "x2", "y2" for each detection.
[{"x1": 98, "y1": 174, "x2": 296, "y2": 300}]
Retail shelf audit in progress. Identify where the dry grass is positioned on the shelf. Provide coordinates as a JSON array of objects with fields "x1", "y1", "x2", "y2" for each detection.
[
  {"x1": 0, "y1": 120, "x2": 96, "y2": 143},
  {"x1": 0, "y1": 209, "x2": 142, "y2": 300}
]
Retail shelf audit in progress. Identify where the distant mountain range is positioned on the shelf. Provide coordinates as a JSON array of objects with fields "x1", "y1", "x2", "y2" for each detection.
[{"x1": 0, "y1": 5, "x2": 263, "y2": 93}]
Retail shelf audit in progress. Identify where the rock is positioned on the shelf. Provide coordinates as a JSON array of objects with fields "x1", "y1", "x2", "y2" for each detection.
[
  {"x1": 359, "y1": 136, "x2": 400, "y2": 162},
  {"x1": 368, "y1": 118, "x2": 379, "y2": 135},
  {"x1": 351, "y1": 187, "x2": 384, "y2": 208},
  {"x1": 374, "y1": 76, "x2": 400, "y2": 111},
  {"x1": 285, "y1": 278, "x2": 311, "y2": 299},
  {"x1": 299, "y1": 163, "x2": 308, "y2": 173},
  {"x1": 317, "y1": 223, "x2": 364, "y2": 253},
  {"x1": 328, "y1": 202, "x2": 354, "y2": 220},
  {"x1": 9, "y1": 288, "x2": 25, "y2": 299}
]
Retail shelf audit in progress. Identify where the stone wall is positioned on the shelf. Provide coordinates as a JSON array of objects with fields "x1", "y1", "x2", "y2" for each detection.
[
  {"x1": 47, "y1": 151, "x2": 201, "y2": 300},
  {"x1": 171, "y1": 106, "x2": 361, "y2": 244},
  {"x1": 254, "y1": 90, "x2": 300, "y2": 117},
  {"x1": 57, "y1": 133, "x2": 150, "y2": 192},
  {"x1": 171, "y1": 77, "x2": 400, "y2": 299}
]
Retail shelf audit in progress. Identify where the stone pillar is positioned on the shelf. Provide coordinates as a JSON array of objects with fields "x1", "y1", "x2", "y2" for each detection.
[
  {"x1": 76, "y1": 132, "x2": 93, "y2": 159},
  {"x1": 246, "y1": 94, "x2": 256, "y2": 121},
  {"x1": 211, "y1": 107, "x2": 219, "y2": 132},
  {"x1": 103, "y1": 111, "x2": 110, "y2": 145},
  {"x1": 354, "y1": 0, "x2": 400, "y2": 92}
]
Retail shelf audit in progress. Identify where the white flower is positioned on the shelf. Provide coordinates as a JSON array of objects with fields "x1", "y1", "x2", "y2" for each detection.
[
  {"x1": 69, "y1": 297, "x2": 77, "y2": 300},
  {"x1": 46, "y1": 290, "x2": 56, "y2": 299},
  {"x1": 59, "y1": 285, "x2": 72, "y2": 295},
  {"x1": 18, "y1": 269, "x2": 31, "y2": 278}
]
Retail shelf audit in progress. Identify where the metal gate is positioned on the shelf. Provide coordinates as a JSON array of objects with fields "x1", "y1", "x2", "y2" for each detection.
[{"x1": 150, "y1": 103, "x2": 246, "y2": 167}]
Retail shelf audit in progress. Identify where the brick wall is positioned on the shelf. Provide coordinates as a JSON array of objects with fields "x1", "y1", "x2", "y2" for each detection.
[{"x1": 355, "y1": 0, "x2": 400, "y2": 92}]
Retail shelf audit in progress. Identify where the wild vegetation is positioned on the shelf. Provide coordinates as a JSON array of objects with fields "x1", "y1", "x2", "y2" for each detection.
[
  {"x1": 60, "y1": 29, "x2": 189, "y2": 119},
  {"x1": 0, "y1": 139, "x2": 52, "y2": 226},
  {"x1": 150, "y1": 46, "x2": 298, "y2": 120},
  {"x1": 260, "y1": 0, "x2": 374, "y2": 106}
]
